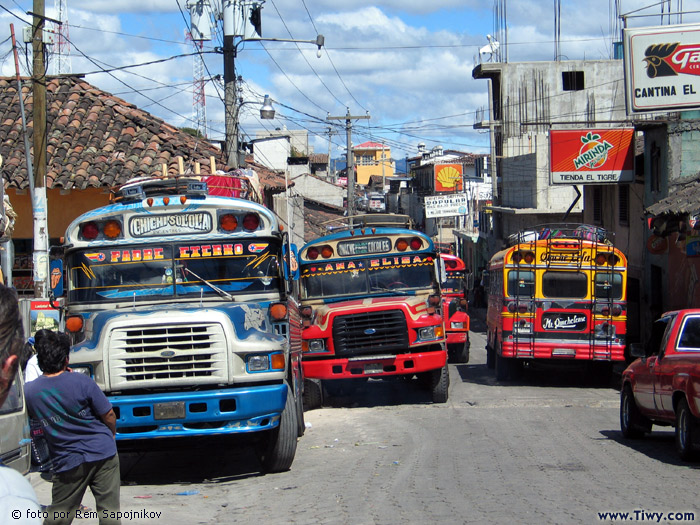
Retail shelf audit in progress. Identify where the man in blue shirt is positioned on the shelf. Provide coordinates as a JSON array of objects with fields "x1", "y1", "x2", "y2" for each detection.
[
  {"x1": 0, "y1": 285, "x2": 42, "y2": 524},
  {"x1": 25, "y1": 330, "x2": 121, "y2": 525}
]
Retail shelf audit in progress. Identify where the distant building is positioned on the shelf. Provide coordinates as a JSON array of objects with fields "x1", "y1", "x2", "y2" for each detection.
[{"x1": 352, "y1": 141, "x2": 394, "y2": 186}]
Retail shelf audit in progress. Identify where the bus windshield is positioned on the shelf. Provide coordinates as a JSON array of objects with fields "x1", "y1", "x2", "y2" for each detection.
[
  {"x1": 301, "y1": 254, "x2": 435, "y2": 299},
  {"x1": 67, "y1": 239, "x2": 281, "y2": 303},
  {"x1": 442, "y1": 271, "x2": 466, "y2": 295}
]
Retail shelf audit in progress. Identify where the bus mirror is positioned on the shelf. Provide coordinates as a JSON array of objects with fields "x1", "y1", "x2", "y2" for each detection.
[
  {"x1": 283, "y1": 243, "x2": 299, "y2": 281},
  {"x1": 436, "y1": 257, "x2": 447, "y2": 284},
  {"x1": 50, "y1": 259, "x2": 64, "y2": 297}
]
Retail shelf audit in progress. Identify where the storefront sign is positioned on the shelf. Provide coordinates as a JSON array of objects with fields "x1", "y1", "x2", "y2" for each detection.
[
  {"x1": 550, "y1": 129, "x2": 634, "y2": 184},
  {"x1": 646, "y1": 234, "x2": 668, "y2": 254},
  {"x1": 624, "y1": 24, "x2": 700, "y2": 112},
  {"x1": 424, "y1": 193, "x2": 468, "y2": 218}
]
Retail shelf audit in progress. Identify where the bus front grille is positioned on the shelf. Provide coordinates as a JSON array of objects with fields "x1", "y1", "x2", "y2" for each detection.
[
  {"x1": 109, "y1": 323, "x2": 227, "y2": 388},
  {"x1": 332, "y1": 310, "x2": 408, "y2": 356}
]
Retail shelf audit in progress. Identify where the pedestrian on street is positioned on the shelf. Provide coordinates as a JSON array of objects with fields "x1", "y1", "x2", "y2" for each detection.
[
  {"x1": 0, "y1": 285, "x2": 42, "y2": 524},
  {"x1": 25, "y1": 329, "x2": 121, "y2": 525}
]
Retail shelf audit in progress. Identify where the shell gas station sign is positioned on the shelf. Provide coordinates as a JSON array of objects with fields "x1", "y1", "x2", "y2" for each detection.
[
  {"x1": 549, "y1": 128, "x2": 635, "y2": 185},
  {"x1": 434, "y1": 164, "x2": 463, "y2": 192}
]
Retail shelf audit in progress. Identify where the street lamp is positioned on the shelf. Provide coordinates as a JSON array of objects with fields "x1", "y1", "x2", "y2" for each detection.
[
  {"x1": 260, "y1": 95, "x2": 275, "y2": 120},
  {"x1": 232, "y1": 95, "x2": 276, "y2": 168}
]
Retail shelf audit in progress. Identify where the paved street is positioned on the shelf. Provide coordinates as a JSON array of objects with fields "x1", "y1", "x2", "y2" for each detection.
[{"x1": 29, "y1": 311, "x2": 699, "y2": 525}]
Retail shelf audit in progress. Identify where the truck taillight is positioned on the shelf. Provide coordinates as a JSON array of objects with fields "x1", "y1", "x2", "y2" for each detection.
[
  {"x1": 103, "y1": 220, "x2": 122, "y2": 239},
  {"x1": 242, "y1": 213, "x2": 260, "y2": 231},
  {"x1": 219, "y1": 214, "x2": 238, "y2": 231},
  {"x1": 80, "y1": 222, "x2": 99, "y2": 240},
  {"x1": 269, "y1": 303, "x2": 288, "y2": 320},
  {"x1": 65, "y1": 316, "x2": 84, "y2": 333}
]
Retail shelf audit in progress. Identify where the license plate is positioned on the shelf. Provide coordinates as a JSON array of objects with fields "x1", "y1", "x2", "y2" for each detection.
[
  {"x1": 154, "y1": 401, "x2": 186, "y2": 420},
  {"x1": 364, "y1": 363, "x2": 384, "y2": 374}
]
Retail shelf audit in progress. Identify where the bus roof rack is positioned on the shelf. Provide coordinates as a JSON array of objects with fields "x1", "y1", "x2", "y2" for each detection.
[
  {"x1": 114, "y1": 177, "x2": 208, "y2": 203},
  {"x1": 322, "y1": 214, "x2": 416, "y2": 231},
  {"x1": 506, "y1": 223, "x2": 613, "y2": 247}
]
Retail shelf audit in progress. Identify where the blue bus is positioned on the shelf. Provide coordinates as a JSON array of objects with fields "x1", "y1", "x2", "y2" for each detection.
[{"x1": 58, "y1": 176, "x2": 302, "y2": 472}]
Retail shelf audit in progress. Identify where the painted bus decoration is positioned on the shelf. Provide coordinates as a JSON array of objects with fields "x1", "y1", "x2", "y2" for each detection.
[
  {"x1": 485, "y1": 224, "x2": 627, "y2": 381},
  {"x1": 57, "y1": 176, "x2": 303, "y2": 473},
  {"x1": 298, "y1": 215, "x2": 449, "y2": 404}
]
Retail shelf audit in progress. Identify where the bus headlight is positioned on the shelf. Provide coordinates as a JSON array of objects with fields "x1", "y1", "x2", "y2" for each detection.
[
  {"x1": 246, "y1": 353, "x2": 285, "y2": 372},
  {"x1": 418, "y1": 326, "x2": 441, "y2": 340},
  {"x1": 69, "y1": 365, "x2": 93, "y2": 377},
  {"x1": 247, "y1": 355, "x2": 270, "y2": 371},
  {"x1": 302, "y1": 339, "x2": 326, "y2": 353},
  {"x1": 450, "y1": 322, "x2": 465, "y2": 329}
]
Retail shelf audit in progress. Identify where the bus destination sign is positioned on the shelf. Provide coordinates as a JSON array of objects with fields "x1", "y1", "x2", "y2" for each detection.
[
  {"x1": 337, "y1": 237, "x2": 392, "y2": 256},
  {"x1": 130, "y1": 212, "x2": 213, "y2": 237}
]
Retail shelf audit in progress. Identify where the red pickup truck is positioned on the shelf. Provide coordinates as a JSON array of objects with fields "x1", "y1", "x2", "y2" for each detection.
[{"x1": 620, "y1": 309, "x2": 700, "y2": 460}]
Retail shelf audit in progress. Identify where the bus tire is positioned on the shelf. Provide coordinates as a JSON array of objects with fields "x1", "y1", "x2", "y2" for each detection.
[
  {"x1": 676, "y1": 398, "x2": 699, "y2": 461},
  {"x1": 302, "y1": 378, "x2": 323, "y2": 411},
  {"x1": 620, "y1": 385, "x2": 650, "y2": 439},
  {"x1": 486, "y1": 344, "x2": 495, "y2": 369},
  {"x1": 430, "y1": 365, "x2": 449, "y2": 403},
  {"x1": 294, "y1": 373, "x2": 306, "y2": 437},
  {"x1": 495, "y1": 352, "x2": 515, "y2": 381},
  {"x1": 448, "y1": 341, "x2": 469, "y2": 364},
  {"x1": 256, "y1": 382, "x2": 298, "y2": 473}
]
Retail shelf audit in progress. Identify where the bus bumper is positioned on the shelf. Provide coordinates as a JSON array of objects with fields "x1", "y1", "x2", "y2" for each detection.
[
  {"x1": 501, "y1": 342, "x2": 626, "y2": 361},
  {"x1": 109, "y1": 383, "x2": 287, "y2": 440},
  {"x1": 302, "y1": 349, "x2": 447, "y2": 380},
  {"x1": 446, "y1": 331, "x2": 468, "y2": 344}
]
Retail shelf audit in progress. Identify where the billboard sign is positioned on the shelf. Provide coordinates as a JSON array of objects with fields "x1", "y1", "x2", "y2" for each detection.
[
  {"x1": 434, "y1": 164, "x2": 463, "y2": 192},
  {"x1": 550, "y1": 128, "x2": 635, "y2": 184},
  {"x1": 424, "y1": 193, "x2": 468, "y2": 218},
  {"x1": 624, "y1": 24, "x2": 700, "y2": 113}
]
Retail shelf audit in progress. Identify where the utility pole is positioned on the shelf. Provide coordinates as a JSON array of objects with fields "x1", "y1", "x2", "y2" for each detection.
[
  {"x1": 222, "y1": 0, "x2": 238, "y2": 169},
  {"x1": 32, "y1": 0, "x2": 49, "y2": 299},
  {"x1": 327, "y1": 109, "x2": 370, "y2": 227},
  {"x1": 326, "y1": 127, "x2": 335, "y2": 180}
]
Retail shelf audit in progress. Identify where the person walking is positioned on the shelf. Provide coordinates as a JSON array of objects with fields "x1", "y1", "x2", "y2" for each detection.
[
  {"x1": 0, "y1": 285, "x2": 42, "y2": 524},
  {"x1": 24, "y1": 329, "x2": 121, "y2": 525}
]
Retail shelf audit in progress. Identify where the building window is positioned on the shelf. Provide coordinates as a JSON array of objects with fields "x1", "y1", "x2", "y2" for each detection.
[
  {"x1": 562, "y1": 71, "x2": 584, "y2": 91},
  {"x1": 359, "y1": 155, "x2": 374, "y2": 166},
  {"x1": 593, "y1": 186, "x2": 602, "y2": 224},
  {"x1": 618, "y1": 185, "x2": 629, "y2": 226}
]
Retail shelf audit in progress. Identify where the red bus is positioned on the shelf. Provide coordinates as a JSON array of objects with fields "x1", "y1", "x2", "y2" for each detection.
[{"x1": 440, "y1": 254, "x2": 470, "y2": 363}]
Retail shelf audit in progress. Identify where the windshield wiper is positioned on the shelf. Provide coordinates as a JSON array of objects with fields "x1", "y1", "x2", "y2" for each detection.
[
  {"x1": 372, "y1": 287, "x2": 411, "y2": 296},
  {"x1": 183, "y1": 268, "x2": 234, "y2": 301}
]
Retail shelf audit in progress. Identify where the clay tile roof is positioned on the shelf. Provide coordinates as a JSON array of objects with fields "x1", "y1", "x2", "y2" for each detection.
[
  {"x1": 303, "y1": 198, "x2": 346, "y2": 242},
  {"x1": 0, "y1": 76, "x2": 275, "y2": 190},
  {"x1": 309, "y1": 153, "x2": 328, "y2": 164}
]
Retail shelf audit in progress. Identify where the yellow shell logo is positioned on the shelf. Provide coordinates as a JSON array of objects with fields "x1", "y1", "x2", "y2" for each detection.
[{"x1": 436, "y1": 166, "x2": 461, "y2": 189}]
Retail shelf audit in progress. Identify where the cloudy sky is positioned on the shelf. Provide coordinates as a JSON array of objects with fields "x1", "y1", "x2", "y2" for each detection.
[{"x1": 1, "y1": 0, "x2": 699, "y2": 163}]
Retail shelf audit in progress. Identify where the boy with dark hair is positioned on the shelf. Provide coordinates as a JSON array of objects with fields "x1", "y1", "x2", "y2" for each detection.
[
  {"x1": 0, "y1": 285, "x2": 42, "y2": 524},
  {"x1": 25, "y1": 329, "x2": 121, "y2": 525}
]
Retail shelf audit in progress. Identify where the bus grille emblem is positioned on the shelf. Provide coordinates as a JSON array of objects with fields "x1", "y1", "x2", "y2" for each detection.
[
  {"x1": 160, "y1": 350, "x2": 176, "y2": 358},
  {"x1": 364, "y1": 328, "x2": 376, "y2": 335}
]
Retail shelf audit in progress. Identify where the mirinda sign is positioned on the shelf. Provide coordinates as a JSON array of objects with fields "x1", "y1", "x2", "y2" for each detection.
[
  {"x1": 550, "y1": 128, "x2": 635, "y2": 185},
  {"x1": 434, "y1": 164, "x2": 463, "y2": 192}
]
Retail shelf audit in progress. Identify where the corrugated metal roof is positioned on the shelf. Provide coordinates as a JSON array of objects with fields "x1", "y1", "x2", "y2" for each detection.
[{"x1": 645, "y1": 178, "x2": 700, "y2": 216}]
